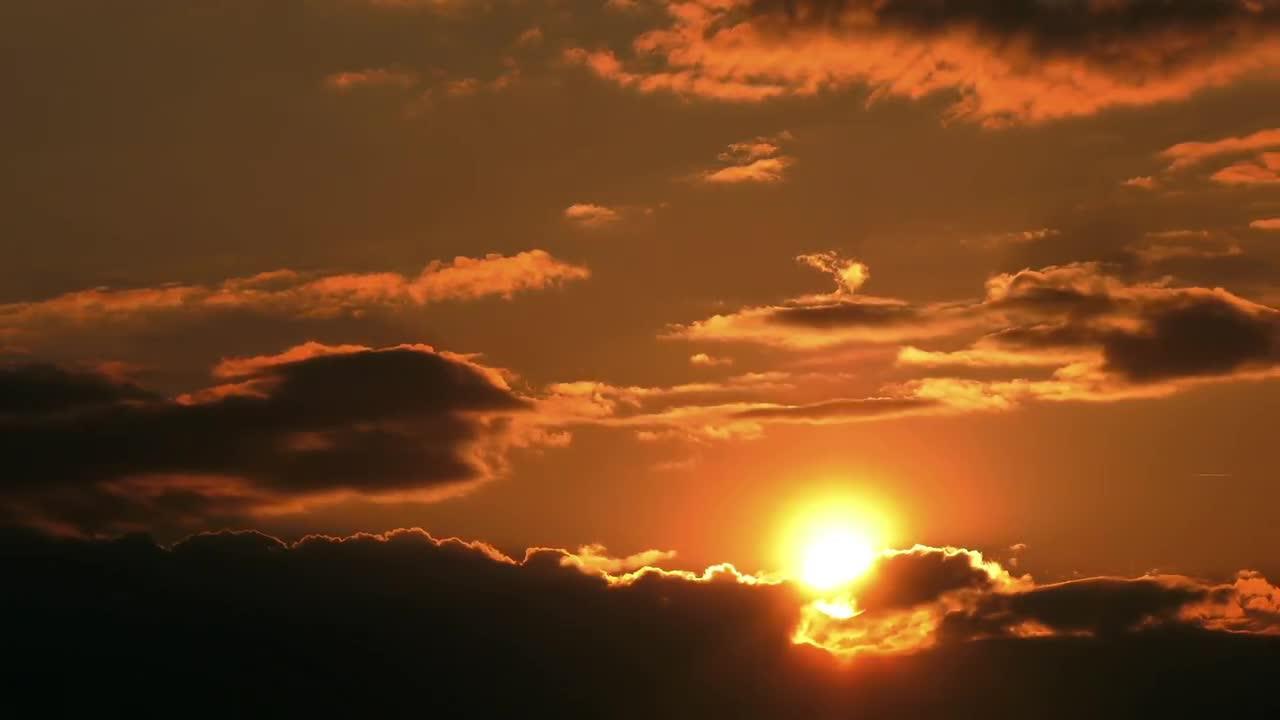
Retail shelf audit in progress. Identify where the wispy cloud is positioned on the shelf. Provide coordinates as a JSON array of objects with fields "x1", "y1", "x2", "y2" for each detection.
[
  {"x1": 0, "y1": 251, "x2": 590, "y2": 338},
  {"x1": 699, "y1": 132, "x2": 796, "y2": 184}
]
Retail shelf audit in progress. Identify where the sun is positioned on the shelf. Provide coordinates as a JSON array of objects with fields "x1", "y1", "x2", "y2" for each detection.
[
  {"x1": 776, "y1": 489, "x2": 892, "y2": 592},
  {"x1": 798, "y1": 525, "x2": 877, "y2": 591}
]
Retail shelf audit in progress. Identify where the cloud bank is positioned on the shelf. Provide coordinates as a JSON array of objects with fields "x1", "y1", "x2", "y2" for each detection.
[
  {"x1": 0, "y1": 343, "x2": 553, "y2": 534},
  {"x1": 4, "y1": 526, "x2": 1278, "y2": 717}
]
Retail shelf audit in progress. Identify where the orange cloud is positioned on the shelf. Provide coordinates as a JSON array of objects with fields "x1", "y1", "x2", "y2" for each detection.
[
  {"x1": 1210, "y1": 152, "x2": 1280, "y2": 185},
  {"x1": 669, "y1": 256, "x2": 1280, "y2": 415},
  {"x1": 702, "y1": 157, "x2": 793, "y2": 184},
  {"x1": 515, "y1": 26, "x2": 543, "y2": 48},
  {"x1": 446, "y1": 77, "x2": 481, "y2": 96},
  {"x1": 1252, "y1": 218, "x2": 1280, "y2": 230},
  {"x1": 668, "y1": 254, "x2": 975, "y2": 348},
  {"x1": 1125, "y1": 229, "x2": 1243, "y2": 263},
  {"x1": 699, "y1": 132, "x2": 796, "y2": 184},
  {"x1": 567, "y1": 0, "x2": 1280, "y2": 125},
  {"x1": 795, "y1": 252, "x2": 870, "y2": 294},
  {"x1": 549, "y1": 543, "x2": 679, "y2": 576},
  {"x1": 0, "y1": 250, "x2": 589, "y2": 336},
  {"x1": 689, "y1": 352, "x2": 733, "y2": 367},
  {"x1": 897, "y1": 345, "x2": 1086, "y2": 369},
  {"x1": 563, "y1": 47, "x2": 790, "y2": 102},
  {"x1": 1122, "y1": 176, "x2": 1158, "y2": 190},
  {"x1": 563, "y1": 203, "x2": 622, "y2": 228},
  {"x1": 1160, "y1": 127, "x2": 1280, "y2": 170},
  {"x1": 212, "y1": 341, "x2": 397, "y2": 380},
  {"x1": 323, "y1": 67, "x2": 417, "y2": 91}
]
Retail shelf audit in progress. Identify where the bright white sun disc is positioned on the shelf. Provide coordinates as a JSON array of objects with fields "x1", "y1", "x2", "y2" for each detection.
[{"x1": 799, "y1": 527, "x2": 877, "y2": 591}]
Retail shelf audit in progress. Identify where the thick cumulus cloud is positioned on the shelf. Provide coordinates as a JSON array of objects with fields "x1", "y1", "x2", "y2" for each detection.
[
  {"x1": 3, "y1": 527, "x2": 1278, "y2": 717},
  {"x1": 567, "y1": 0, "x2": 1280, "y2": 125},
  {"x1": 0, "y1": 344, "x2": 542, "y2": 533}
]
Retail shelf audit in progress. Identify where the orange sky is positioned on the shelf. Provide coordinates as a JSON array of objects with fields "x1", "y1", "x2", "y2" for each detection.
[{"x1": 4, "y1": 0, "x2": 1280, "y2": 589}]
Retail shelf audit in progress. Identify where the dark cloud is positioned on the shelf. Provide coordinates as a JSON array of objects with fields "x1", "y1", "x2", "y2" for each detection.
[
  {"x1": 999, "y1": 577, "x2": 1206, "y2": 634},
  {"x1": 1100, "y1": 294, "x2": 1280, "y2": 381},
  {"x1": 985, "y1": 269, "x2": 1280, "y2": 383},
  {"x1": 853, "y1": 547, "x2": 998, "y2": 612},
  {"x1": 0, "y1": 363, "x2": 154, "y2": 416},
  {"x1": 942, "y1": 576, "x2": 1213, "y2": 639},
  {"x1": 768, "y1": 300, "x2": 924, "y2": 330},
  {"x1": 0, "y1": 345, "x2": 534, "y2": 533},
  {"x1": 752, "y1": 0, "x2": 1276, "y2": 50},
  {"x1": 3, "y1": 527, "x2": 1279, "y2": 718}
]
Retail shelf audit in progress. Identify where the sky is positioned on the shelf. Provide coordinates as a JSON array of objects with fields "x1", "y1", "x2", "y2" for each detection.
[{"x1": 4, "y1": 1, "x2": 1280, "y2": 713}]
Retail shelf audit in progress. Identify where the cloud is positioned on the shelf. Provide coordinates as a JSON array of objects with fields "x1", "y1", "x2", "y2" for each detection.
[
  {"x1": 6, "y1": 527, "x2": 1279, "y2": 716},
  {"x1": 719, "y1": 138, "x2": 786, "y2": 163},
  {"x1": 0, "y1": 251, "x2": 589, "y2": 339},
  {"x1": 564, "y1": 203, "x2": 623, "y2": 228},
  {"x1": 699, "y1": 133, "x2": 796, "y2": 184},
  {"x1": 1210, "y1": 152, "x2": 1280, "y2": 185},
  {"x1": 1160, "y1": 127, "x2": 1280, "y2": 171},
  {"x1": 210, "y1": 341, "x2": 380, "y2": 380},
  {"x1": 323, "y1": 67, "x2": 417, "y2": 91},
  {"x1": 969, "y1": 228, "x2": 1061, "y2": 249},
  {"x1": 0, "y1": 363, "x2": 154, "y2": 417},
  {"x1": 563, "y1": 46, "x2": 789, "y2": 102},
  {"x1": 795, "y1": 252, "x2": 869, "y2": 294},
  {"x1": 1122, "y1": 176, "x2": 1158, "y2": 190},
  {"x1": 667, "y1": 253, "x2": 976, "y2": 348},
  {"x1": 1125, "y1": 229, "x2": 1243, "y2": 264},
  {"x1": 1156, "y1": 129, "x2": 1280, "y2": 186},
  {"x1": 730, "y1": 397, "x2": 938, "y2": 423},
  {"x1": 670, "y1": 294, "x2": 959, "y2": 349},
  {"x1": 897, "y1": 345, "x2": 1084, "y2": 369},
  {"x1": 702, "y1": 157, "x2": 794, "y2": 184},
  {"x1": 515, "y1": 26, "x2": 543, "y2": 48},
  {"x1": 981, "y1": 263, "x2": 1280, "y2": 384},
  {"x1": 690, "y1": 352, "x2": 733, "y2": 367},
  {"x1": 542, "y1": 371, "x2": 801, "y2": 421},
  {"x1": 0, "y1": 344, "x2": 556, "y2": 533},
  {"x1": 796, "y1": 545, "x2": 1280, "y2": 659},
  {"x1": 671, "y1": 257, "x2": 1280, "y2": 412},
  {"x1": 551, "y1": 542, "x2": 679, "y2": 575},
  {"x1": 549, "y1": 394, "x2": 947, "y2": 443},
  {"x1": 1252, "y1": 218, "x2": 1280, "y2": 231},
  {"x1": 567, "y1": 0, "x2": 1280, "y2": 125},
  {"x1": 536, "y1": 371, "x2": 951, "y2": 441}
]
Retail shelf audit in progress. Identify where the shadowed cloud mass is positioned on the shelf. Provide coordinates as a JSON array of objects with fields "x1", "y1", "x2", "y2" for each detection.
[
  {"x1": 0, "y1": 344, "x2": 550, "y2": 534},
  {"x1": 3, "y1": 527, "x2": 1278, "y2": 717}
]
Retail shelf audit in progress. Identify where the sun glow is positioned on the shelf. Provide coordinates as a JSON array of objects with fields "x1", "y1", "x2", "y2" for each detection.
[
  {"x1": 777, "y1": 489, "x2": 893, "y2": 593},
  {"x1": 799, "y1": 526, "x2": 877, "y2": 591}
]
